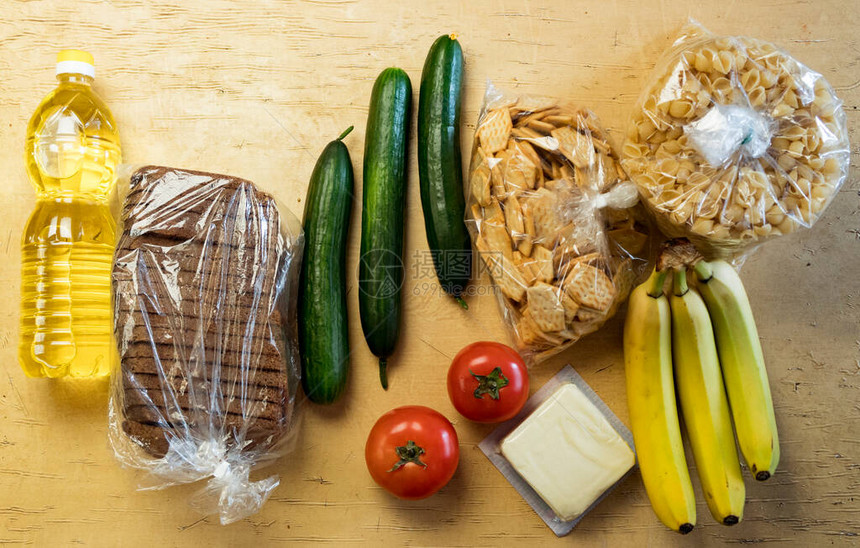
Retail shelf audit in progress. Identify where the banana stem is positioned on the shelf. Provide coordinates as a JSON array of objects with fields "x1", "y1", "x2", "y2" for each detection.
[
  {"x1": 645, "y1": 268, "x2": 669, "y2": 298},
  {"x1": 673, "y1": 267, "x2": 689, "y2": 297},
  {"x1": 692, "y1": 260, "x2": 714, "y2": 283}
]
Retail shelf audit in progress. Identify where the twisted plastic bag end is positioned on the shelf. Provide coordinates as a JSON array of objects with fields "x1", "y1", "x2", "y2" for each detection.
[
  {"x1": 137, "y1": 437, "x2": 281, "y2": 525},
  {"x1": 190, "y1": 463, "x2": 280, "y2": 525}
]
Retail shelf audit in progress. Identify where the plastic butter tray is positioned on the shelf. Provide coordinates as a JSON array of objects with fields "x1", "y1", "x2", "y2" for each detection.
[{"x1": 479, "y1": 364, "x2": 637, "y2": 536}]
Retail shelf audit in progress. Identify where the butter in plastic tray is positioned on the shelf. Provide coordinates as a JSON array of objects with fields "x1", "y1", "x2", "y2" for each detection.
[{"x1": 479, "y1": 365, "x2": 636, "y2": 536}]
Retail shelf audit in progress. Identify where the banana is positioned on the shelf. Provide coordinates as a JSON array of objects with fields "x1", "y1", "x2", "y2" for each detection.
[
  {"x1": 624, "y1": 268, "x2": 696, "y2": 534},
  {"x1": 693, "y1": 259, "x2": 780, "y2": 481},
  {"x1": 670, "y1": 268, "x2": 745, "y2": 525}
]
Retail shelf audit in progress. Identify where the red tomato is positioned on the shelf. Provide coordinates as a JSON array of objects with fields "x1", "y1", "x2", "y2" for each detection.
[
  {"x1": 365, "y1": 406, "x2": 459, "y2": 500},
  {"x1": 447, "y1": 341, "x2": 529, "y2": 423}
]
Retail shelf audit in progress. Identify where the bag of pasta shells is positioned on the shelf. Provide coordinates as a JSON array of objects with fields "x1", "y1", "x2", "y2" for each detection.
[
  {"x1": 622, "y1": 21, "x2": 850, "y2": 259},
  {"x1": 466, "y1": 85, "x2": 652, "y2": 363}
]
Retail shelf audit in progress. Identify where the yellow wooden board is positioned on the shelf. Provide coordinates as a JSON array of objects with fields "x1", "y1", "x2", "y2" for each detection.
[{"x1": 1, "y1": 1, "x2": 859, "y2": 545}]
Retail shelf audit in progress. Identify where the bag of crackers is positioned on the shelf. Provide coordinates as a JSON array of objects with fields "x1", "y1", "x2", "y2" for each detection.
[
  {"x1": 467, "y1": 85, "x2": 652, "y2": 363},
  {"x1": 621, "y1": 21, "x2": 850, "y2": 260},
  {"x1": 108, "y1": 165, "x2": 303, "y2": 524}
]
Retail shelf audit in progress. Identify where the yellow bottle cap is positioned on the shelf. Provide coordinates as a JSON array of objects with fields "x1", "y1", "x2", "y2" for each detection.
[{"x1": 56, "y1": 49, "x2": 95, "y2": 78}]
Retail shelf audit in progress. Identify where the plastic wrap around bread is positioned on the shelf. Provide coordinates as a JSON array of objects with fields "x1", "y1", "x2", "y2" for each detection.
[
  {"x1": 467, "y1": 86, "x2": 652, "y2": 363},
  {"x1": 622, "y1": 22, "x2": 850, "y2": 259},
  {"x1": 108, "y1": 165, "x2": 303, "y2": 525}
]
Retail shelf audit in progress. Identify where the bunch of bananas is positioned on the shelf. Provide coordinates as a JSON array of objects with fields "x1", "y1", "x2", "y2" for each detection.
[{"x1": 624, "y1": 258, "x2": 779, "y2": 534}]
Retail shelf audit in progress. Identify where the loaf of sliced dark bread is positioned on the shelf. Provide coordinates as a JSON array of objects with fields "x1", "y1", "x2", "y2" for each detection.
[{"x1": 113, "y1": 165, "x2": 296, "y2": 459}]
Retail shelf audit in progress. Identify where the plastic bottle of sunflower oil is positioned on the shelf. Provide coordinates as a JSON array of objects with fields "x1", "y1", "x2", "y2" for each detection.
[{"x1": 19, "y1": 50, "x2": 121, "y2": 378}]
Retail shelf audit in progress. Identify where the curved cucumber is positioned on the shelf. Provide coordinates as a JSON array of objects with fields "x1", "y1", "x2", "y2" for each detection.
[
  {"x1": 359, "y1": 68, "x2": 412, "y2": 390},
  {"x1": 299, "y1": 127, "x2": 354, "y2": 404},
  {"x1": 417, "y1": 34, "x2": 471, "y2": 308}
]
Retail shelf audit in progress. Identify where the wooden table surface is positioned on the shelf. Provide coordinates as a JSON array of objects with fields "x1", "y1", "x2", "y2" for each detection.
[{"x1": 1, "y1": 1, "x2": 858, "y2": 546}]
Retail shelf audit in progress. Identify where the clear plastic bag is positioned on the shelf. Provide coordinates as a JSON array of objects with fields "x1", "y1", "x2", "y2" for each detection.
[
  {"x1": 467, "y1": 84, "x2": 652, "y2": 363},
  {"x1": 108, "y1": 165, "x2": 303, "y2": 524},
  {"x1": 621, "y1": 21, "x2": 850, "y2": 259}
]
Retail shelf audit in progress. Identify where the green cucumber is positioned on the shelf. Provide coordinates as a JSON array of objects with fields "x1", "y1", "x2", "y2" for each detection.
[
  {"x1": 359, "y1": 68, "x2": 412, "y2": 390},
  {"x1": 299, "y1": 126, "x2": 354, "y2": 404},
  {"x1": 417, "y1": 34, "x2": 471, "y2": 309}
]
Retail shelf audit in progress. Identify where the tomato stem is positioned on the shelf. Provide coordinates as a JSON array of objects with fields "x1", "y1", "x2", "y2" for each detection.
[
  {"x1": 388, "y1": 440, "x2": 427, "y2": 472},
  {"x1": 470, "y1": 367, "x2": 509, "y2": 400}
]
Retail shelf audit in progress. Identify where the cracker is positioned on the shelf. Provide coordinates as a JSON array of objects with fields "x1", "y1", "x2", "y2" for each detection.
[
  {"x1": 504, "y1": 194, "x2": 525, "y2": 238},
  {"x1": 556, "y1": 249, "x2": 604, "y2": 280},
  {"x1": 544, "y1": 114, "x2": 575, "y2": 127},
  {"x1": 517, "y1": 140, "x2": 542, "y2": 168},
  {"x1": 511, "y1": 126, "x2": 543, "y2": 140},
  {"x1": 481, "y1": 216, "x2": 514, "y2": 250},
  {"x1": 574, "y1": 166, "x2": 590, "y2": 189},
  {"x1": 478, "y1": 108, "x2": 513, "y2": 154},
  {"x1": 518, "y1": 235, "x2": 533, "y2": 257},
  {"x1": 611, "y1": 259, "x2": 636, "y2": 300},
  {"x1": 519, "y1": 203, "x2": 536, "y2": 257},
  {"x1": 484, "y1": 200, "x2": 505, "y2": 225},
  {"x1": 555, "y1": 223, "x2": 580, "y2": 249},
  {"x1": 538, "y1": 330, "x2": 565, "y2": 346},
  {"x1": 510, "y1": 96, "x2": 558, "y2": 116},
  {"x1": 470, "y1": 203, "x2": 483, "y2": 223},
  {"x1": 517, "y1": 108, "x2": 558, "y2": 126},
  {"x1": 497, "y1": 255, "x2": 528, "y2": 302},
  {"x1": 607, "y1": 228, "x2": 649, "y2": 255},
  {"x1": 515, "y1": 131, "x2": 559, "y2": 154},
  {"x1": 527, "y1": 119, "x2": 557, "y2": 135},
  {"x1": 476, "y1": 235, "x2": 527, "y2": 302},
  {"x1": 554, "y1": 244, "x2": 588, "y2": 273},
  {"x1": 515, "y1": 308, "x2": 543, "y2": 348},
  {"x1": 485, "y1": 254, "x2": 527, "y2": 302},
  {"x1": 525, "y1": 188, "x2": 561, "y2": 243},
  {"x1": 592, "y1": 137, "x2": 611, "y2": 155},
  {"x1": 604, "y1": 206, "x2": 636, "y2": 228},
  {"x1": 525, "y1": 283, "x2": 565, "y2": 332},
  {"x1": 536, "y1": 168, "x2": 546, "y2": 189},
  {"x1": 502, "y1": 143, "x2": 537, "y2": 193},
  {"x1": 599, "y1": 154, "x2": 619, "y2": 187},
  {"x1": 551, "y1": 126, "x2": 595, "y2": 169},
  {"x1": 481, "y1": 222, "x2": 514, "y2": 259},
  {"x1": 491, "y1": 150, "x2": 508, "y2": 200},
  {"x1": 543, "y1": 178, "x2": 566, "y2": 193},
  {"x1": 575, "y1": 307, "x2": 608, "y2": 323},
  {"x1": 474, "y1": 234, "x2": 496, "y2": 276},
  {"x1": 514, "y1": 256, "x2": 539, "y2": 286},
  {"x1": 559, "y1": 163, "x2": 574, "y2": 182},
  {"x1": 561, "y1": 291, "x2": 580, "y2": 323},
  {"x1": 470, "y1": 147, "x2": 492, "y2": 206},
  {"x1": 568, "y1": 251, "x2": 602, "y2": 267},
  {"x1": 538, "y1": 157, "x2": 556, "y2": 181},
  {"x1": 531, "y1": 245, "x2": 554, "y2": 283},
  {"x1": 563, "y1": 263, "x2": 615, "y2": 311}
]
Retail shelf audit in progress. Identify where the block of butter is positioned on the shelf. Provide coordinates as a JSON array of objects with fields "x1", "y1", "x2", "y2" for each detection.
[{"x1": 501, "y1": 383, "x2": 635, "y2": 521}]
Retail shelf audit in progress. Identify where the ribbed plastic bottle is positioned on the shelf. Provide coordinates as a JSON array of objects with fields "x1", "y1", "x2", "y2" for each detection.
[{"x1": 19, "y1": 50, "x2": 121, "y2": 378}]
